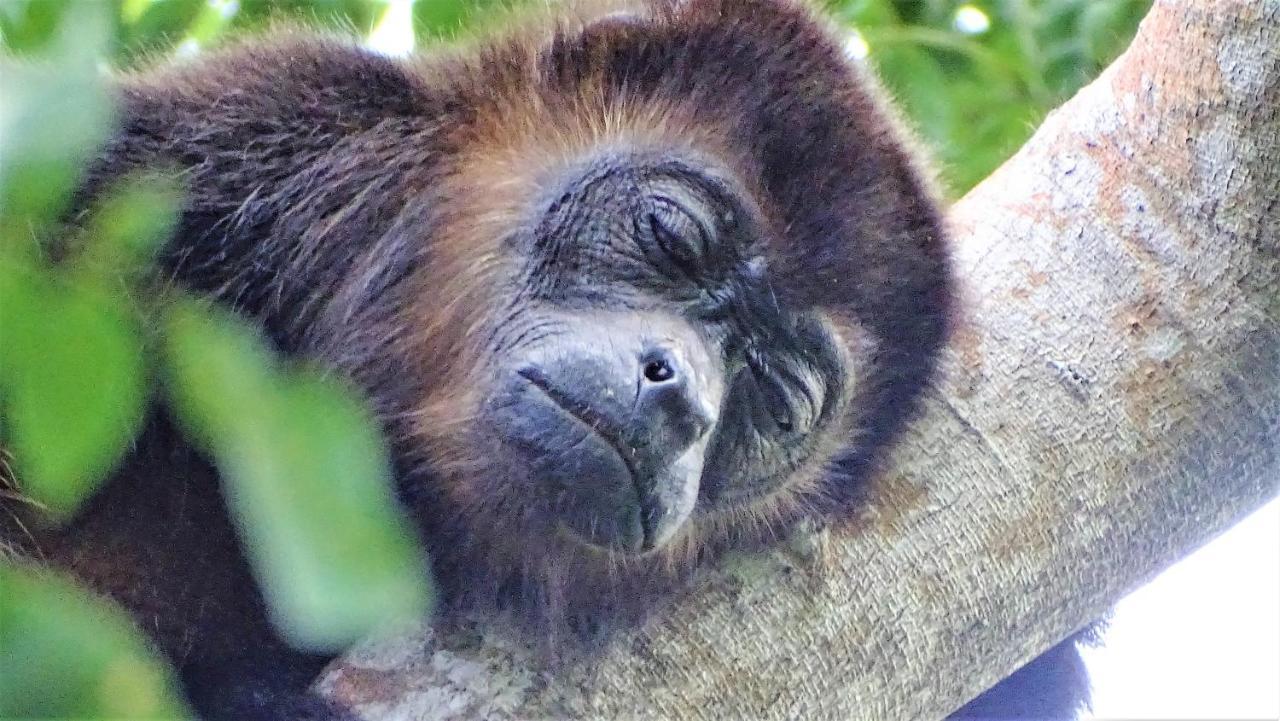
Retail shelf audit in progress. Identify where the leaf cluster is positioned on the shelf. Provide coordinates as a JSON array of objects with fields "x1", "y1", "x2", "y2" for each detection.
[
  {"x1": 1, "y1": 6, "x2": 430, "y2": 718},
  {"x1": 834, "y1": 0, "x2": 1150, "y2": 192}
]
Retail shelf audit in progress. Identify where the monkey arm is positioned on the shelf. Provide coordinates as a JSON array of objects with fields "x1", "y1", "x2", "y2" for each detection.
[{"x1": 316, "y1": 1, "x2": 1280, "y2": 718}]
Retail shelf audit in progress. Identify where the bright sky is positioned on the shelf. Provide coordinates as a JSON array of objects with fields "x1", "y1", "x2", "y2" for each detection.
[
  {"x1": 1082, "y1": 497, "x2": 1280, "y2": 720},
  {"x1": 366, "y1": 0, "x2": 416, "y2": 56}
]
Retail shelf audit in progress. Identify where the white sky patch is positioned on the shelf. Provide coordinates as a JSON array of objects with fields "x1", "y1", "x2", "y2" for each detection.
[
  {"x1": 366, "y1": 0, "x2": 415, "y2": 57},
  {"x1": 844, "y1": 28, "x2": 869, "y2": 60},
  {"x1": 175, "y1": 37, "x2": 201, "y2": 57},
  {"x1": 953, "y1": 5, "x2": 991, "y2": 35},
  {"x1": 1081, "y1": 497, "x2": 1280, "y2": 720},
  {"x1": 212, "y1": 0, "x2": 239, "y2": 21}
]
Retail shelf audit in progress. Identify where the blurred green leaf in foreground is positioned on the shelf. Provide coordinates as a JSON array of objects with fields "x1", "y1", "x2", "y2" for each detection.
[
  {"x1": 165, "y1": 300, "x2": 433, "y2": 650},
  {"x1": 1, "y1": 1, "x2": 432, "y2": 716},
  {"x1": 0, "y1": 564, "x2": 193, "y2": 719}
]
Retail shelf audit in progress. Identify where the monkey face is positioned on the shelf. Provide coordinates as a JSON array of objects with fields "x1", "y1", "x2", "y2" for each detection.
[
  {"x1": 471, "y1": 152, "x2": 860, "y2": 556},
  {"x1": 381, "y1": 0, "x2": 952, "y2": 587}
]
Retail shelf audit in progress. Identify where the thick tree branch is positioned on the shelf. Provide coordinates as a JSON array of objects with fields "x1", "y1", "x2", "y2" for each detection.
[{"x1": 318, "y1": 1, "x2": 1280, "y2": 717}]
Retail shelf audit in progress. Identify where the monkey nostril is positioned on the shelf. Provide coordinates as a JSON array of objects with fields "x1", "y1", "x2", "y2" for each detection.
[
  {"x1": 643, "y1": 356, "x2": 676, "y2": 384},
  {"x1": 637, "y1": 348, "x2": 714, "y2": 440}
]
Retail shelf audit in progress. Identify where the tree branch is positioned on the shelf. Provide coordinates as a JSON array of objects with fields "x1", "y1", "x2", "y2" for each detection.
[{"x1": 317, "y1": 1, "x2": 1280, "y2": 717}]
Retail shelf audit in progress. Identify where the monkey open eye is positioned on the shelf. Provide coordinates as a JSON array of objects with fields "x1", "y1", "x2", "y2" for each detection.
[{"x1": 644, "y1": 197, "x2": 710, "y2": 276}]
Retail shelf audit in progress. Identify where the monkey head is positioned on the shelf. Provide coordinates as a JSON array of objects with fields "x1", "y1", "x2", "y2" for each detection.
[{"x1": 380, "y1": 0, "x2": 952, "y2": 604}]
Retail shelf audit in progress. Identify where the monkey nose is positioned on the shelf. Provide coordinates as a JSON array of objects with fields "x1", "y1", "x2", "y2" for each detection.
[{"x1": 626, "y1": 344, "x2": 717, "y2": 469}]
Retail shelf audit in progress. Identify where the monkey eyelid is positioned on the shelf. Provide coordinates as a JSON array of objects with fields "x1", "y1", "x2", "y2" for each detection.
[{"x1": 648, "y1": 211, "x2": 700, "y2": 270}]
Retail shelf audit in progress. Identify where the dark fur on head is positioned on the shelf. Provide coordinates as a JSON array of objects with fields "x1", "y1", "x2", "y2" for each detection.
[
  {"x1": 76, "y1": 0, "x2": 951, "y2": 623},
  {"x1": 379, "y1": 0, "x2": 954, "y2": 626},
  {"x1": 4, "y1": 2, "x2": 1106, "y2": 719}
]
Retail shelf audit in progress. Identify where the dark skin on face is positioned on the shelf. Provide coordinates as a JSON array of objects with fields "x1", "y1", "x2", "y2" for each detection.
[{"x1": 477, "y1": 152, "x2": 854, "y2": 556}]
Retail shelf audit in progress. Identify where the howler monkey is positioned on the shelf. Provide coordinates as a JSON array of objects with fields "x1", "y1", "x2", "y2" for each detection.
[{"x1": 3, "y1": 0, "x2": 1095, "y2": 718}]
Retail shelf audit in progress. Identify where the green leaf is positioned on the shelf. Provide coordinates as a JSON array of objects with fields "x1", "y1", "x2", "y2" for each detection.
[
  {"x1": 113, "y1": 0, "x2": 207, "y2": 65},
  {"x1": 413, "y1": 0, "x2": 520, "y2": 42},
  {"x1": 183, "y1": 0, "x2": 241, "y2": 48},
  {"x1": 0, "y1": 0, "x2": 73, "y2": 55},
  {"x1": 163, "y1": 300, "x2": 432, "y2": 650},
  {"x1": 234, "y1": 0, "x2": 383, "y2": 34},
  {"x1": 829, "y1": 0, "x2": 900, "y2": 26},
  {"x1": 0, "y1": 4, "x2": 114, "y2": 246},
  {"x1": 74, "y1": 174, "x2": 183, "y2": 284},
  {"x1": 0, "y1": 563, "x2": 191, "y2": 719},
  {"x1": 412, "y1": 0, "x2": 475, "y2": 39},
  {"x1": 0, "y1": 264, "x2": 149, "y2": 519},
  {"x1": 1079, "y1": 0, "x2": 1148, "y2": 68}
]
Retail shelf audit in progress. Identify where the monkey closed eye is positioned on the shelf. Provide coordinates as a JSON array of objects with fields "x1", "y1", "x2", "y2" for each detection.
[{"x1": 644, "y1": 195, "x2": 711, "y2": 276}]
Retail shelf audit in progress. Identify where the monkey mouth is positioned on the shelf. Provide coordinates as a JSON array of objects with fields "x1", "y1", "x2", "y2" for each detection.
[
  {"x1": 516, "y1": 366, "x2": 632, "y2": 464},
  {"x1": 489, "y1": 367, "x2": 699, "y2": 554}
]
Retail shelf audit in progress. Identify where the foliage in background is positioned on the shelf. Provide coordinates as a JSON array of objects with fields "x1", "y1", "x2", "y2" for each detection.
[
  {"x1": 835, "y1": 0, "x2": 1151, "y2": 192},
  {"x1": 0, "y1": 0, "x2": 1150, "y2": 717}
]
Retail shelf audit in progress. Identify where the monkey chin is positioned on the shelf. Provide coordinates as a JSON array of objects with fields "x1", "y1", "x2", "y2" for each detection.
[
  {"x1": 521, "y1": 461, "x2": 703, "y2": 562},
  {"x1": 549, "y1": 438, "x2": 708, "y2": 560}
]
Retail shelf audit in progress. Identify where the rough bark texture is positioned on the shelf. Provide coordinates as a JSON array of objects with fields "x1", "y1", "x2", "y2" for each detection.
[{"x1": 317, "y1": 1, "x2": 1280, "y2": 718}]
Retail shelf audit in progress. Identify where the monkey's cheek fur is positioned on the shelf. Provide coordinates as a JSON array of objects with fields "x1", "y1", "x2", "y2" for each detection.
[{"x1": 487, "y1": 377, "x2": 703, "y2": 555}]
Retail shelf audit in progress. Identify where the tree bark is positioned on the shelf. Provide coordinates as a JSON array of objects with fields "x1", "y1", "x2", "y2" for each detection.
[{"x1": 317, "y1": 1, "x2": 1280, "y2": 718}]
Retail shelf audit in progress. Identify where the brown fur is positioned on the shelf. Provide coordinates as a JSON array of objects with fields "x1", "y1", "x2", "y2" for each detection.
[
  {"x1": 0, "y1": 2, "x2": 1077, "y2": 719},
  {"x1": 375, "y1": 0, "x2": 955, "y2": 626}
]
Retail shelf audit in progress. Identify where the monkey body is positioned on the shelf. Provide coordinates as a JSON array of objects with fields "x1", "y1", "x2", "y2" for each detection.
[{"x1": 6, "y1": 1, "x2": 1091, "y2": 718}]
